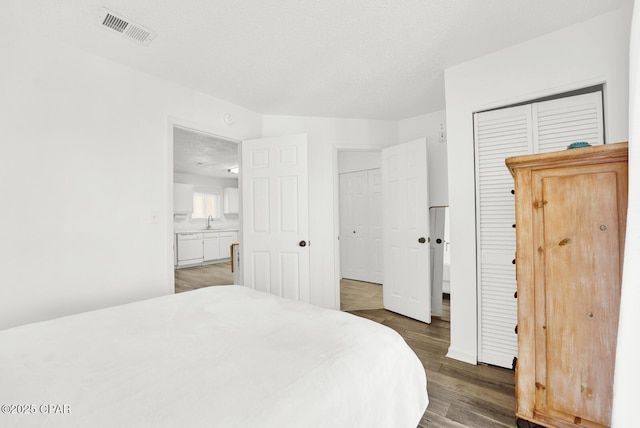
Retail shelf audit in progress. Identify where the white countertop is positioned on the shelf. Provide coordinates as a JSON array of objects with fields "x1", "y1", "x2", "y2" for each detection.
[{"x1": 175, "y1": 228, "x2": 238, "y2": 234}]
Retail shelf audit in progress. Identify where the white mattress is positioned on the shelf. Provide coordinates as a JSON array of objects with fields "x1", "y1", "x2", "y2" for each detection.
[{"x1": 0, "y1": 286, "x2": 427, "y2": 427}]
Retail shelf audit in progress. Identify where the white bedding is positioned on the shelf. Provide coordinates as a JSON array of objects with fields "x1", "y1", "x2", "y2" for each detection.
[{"x1": 0, "y1": 286, "x2": 427, "y2": 427}]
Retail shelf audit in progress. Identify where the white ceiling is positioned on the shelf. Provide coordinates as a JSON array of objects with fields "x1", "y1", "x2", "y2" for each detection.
[
  {"x1": 16, "y1": 0, "x2": 625, "y2": 120},
  {"x1": 173, "y1": 127, "x2": 239, "y2": 178}
]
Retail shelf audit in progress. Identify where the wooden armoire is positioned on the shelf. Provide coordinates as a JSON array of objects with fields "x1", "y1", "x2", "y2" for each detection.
[{"x1": 506, "y1": 142, "x2": 628, "y2": 428}]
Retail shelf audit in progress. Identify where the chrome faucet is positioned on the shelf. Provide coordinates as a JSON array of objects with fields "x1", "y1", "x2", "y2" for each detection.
[{"x1": 207, "y1": 215, "x2": 213, "y2": 229}]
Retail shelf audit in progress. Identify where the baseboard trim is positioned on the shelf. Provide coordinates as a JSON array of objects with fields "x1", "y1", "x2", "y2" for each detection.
[{"x1": 446, "y1": 346, "x2": 477, "y2": 365}]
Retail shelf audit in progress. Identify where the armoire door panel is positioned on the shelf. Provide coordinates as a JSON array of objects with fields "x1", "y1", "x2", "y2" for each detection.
[{"x1": 532, "y1": 165, "x2": 624, "y2": 426}]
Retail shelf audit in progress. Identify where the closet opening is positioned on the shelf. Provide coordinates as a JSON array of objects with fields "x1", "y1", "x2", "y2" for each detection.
[{"x1": 473, "y1": 85, "x2": 606, "y2": 368}]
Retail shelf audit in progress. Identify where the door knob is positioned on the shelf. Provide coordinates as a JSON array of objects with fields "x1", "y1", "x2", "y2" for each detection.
[
  {"x1": 299, "y1": 240, "x2": 307, "y2": 247},
  {"x1": 418, "y1": 237, "x2": 426, "y2": 244},
  {"x1": 436, "y1": 238, "x2": 442, "y2": 244}
]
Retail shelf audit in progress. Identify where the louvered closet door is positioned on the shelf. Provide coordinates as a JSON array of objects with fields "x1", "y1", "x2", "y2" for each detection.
[
  {"x1": 475, "y1": 105, "x2": 533, "y2": 368},
  {"x1": 534, "y1": 92, "x2": 604, "y2": 152},
  {"x1": 475, "y1": 91, "x2": 604, "y2": 368}
]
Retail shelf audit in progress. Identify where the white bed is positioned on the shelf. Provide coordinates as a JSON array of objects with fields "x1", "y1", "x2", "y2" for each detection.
[{"x1": 0, "y1": 285, "x2": 427, "y2": 427}]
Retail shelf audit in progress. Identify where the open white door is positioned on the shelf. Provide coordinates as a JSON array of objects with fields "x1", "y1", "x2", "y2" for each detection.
[
  {"x1": 429, "y1": 207, "x2": 446, "y2": 317},
  {"x1": 241, "y1": 133, "x2": 310, "y2": 302},
  {"x1": 382, "y1": 138, "x2": 431, "y2": 323}
]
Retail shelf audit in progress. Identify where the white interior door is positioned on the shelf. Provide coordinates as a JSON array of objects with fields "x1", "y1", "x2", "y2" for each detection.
[
  {"x1": 429, "y1": 207, "x2": 446, "y2": 316},
  {"x1": 339, "y1": 168, "x2": 383, "y2": 284},
  {"x1": 368, "y1": 169, "x2": 384, "y2": 284},
  {"x1": 382, "y1": 138, "x2": 431, "y2": 323},
  {"x1": 339, "y1": 171, "x2": 369, "y2": 281},
  {"x1": 241, "y1": 133, "x2": 310, "y2": 302}
]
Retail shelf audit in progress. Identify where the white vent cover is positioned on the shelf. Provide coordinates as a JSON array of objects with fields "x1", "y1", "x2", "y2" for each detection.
[{"x1": 97, "y1": 8, "x2": 156, "y2": 46}]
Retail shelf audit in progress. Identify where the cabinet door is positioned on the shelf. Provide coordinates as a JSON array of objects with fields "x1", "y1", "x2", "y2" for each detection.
[
  {"x1": 203, "y1": 236, "x2": 221, "y2": 261},
  {"x1": 177, "y1": 236, "x2": 203, "y2": 265},
  {"x1": 174, "y1": 183, "x2": 194, "y2": 213},
  {"x1": 219, "y1": 231, "x2": 238, "y2": 259},
  {"x1": 223, "y1": 188, "x2": 239, "y2": 214},
  {"x1": 531, "y1": 162, "x2": 626, "y2": 426}
]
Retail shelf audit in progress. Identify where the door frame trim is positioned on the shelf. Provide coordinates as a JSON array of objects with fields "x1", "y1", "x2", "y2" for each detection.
[
  {"x1": 332, "y1": 146, "x2": 382, "y2": 310},
  {"x1": 166, "y1": 116, "x2": 241, "y2": 295}
]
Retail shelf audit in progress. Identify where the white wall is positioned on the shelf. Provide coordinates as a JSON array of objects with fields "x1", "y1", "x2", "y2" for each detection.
[
  {"x1": 444, "y1": 4, "x2": 632, "y2": 364},
  {"x1": 265, "y1": 112, "x2": 451, "y2": 311},
  {"x1": 613, "y1": 1, "x2": 640, "y2": 425},
  {"x1": 0, "y1": 16, "x2": 445, "y2": 329},
  {"x1": 398, "y1": 110, "x2": 448, "y2": 207},
  {"x1": 173, "y1": 173, "x2": 240, "y2": 232},
  {"x1": 338, "y1": 151, "x2": 381, "y2": 174},
  {"x1": 262, "y1": 115, "x2": 397, "y2": 309},
  {"x1": 0, "y1": 27, "x2": 262, "y2": 329}
]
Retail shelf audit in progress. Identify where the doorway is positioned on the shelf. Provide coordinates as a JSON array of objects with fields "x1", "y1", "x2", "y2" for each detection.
[
  {"x1": 170, "y1": 123, "x2": 241, "y2": 292},
  {"x1": 336, "y1": 149, "x2": 383, "y2": 311},
  {"x1": 335, "y1": 145, "x2": 451, "y2": 322},
  {"x1": 339, "y1": 168, "x2": 383, "y2": 284}
]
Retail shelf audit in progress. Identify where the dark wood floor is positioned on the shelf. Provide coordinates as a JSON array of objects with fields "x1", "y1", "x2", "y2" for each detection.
[
  {"x1": 341, "y1": 278, "x2": 450, "y2": 321},
  {"x1": 175, "y1": 268, "x2": 516, "y2": 427},
  {"x1": 343, "y1": 280, "x2": 516, "y2": 427}
]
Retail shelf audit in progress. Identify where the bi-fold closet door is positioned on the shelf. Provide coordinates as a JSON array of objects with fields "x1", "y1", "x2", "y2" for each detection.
[{"x1": 474, "y1": 91, "x2": 604, "y2": 368}]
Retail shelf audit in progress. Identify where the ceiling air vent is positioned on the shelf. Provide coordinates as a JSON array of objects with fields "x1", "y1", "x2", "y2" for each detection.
[{"x1": 97, "y1": 8, "x2": 157, "y2": 46}]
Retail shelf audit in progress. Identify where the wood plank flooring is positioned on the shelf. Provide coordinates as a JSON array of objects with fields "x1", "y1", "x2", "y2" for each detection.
[
  {"x1": 175, "y1": 268, "x2": 516, "y2": 427},
  {"x1": 174, "y1": 262, "x2": 234, "y2": 293},
  {"x1": 343, "y1": 280, "x2": 516, "y2": 427},
  {"x1": 340, "y1": 278, "x2": 384, "y2": 311}
]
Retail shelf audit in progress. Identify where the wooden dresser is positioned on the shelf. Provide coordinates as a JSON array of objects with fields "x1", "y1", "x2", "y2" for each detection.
[{"x1": 506, "y1": 142, "x2": 628, "y2": 428}]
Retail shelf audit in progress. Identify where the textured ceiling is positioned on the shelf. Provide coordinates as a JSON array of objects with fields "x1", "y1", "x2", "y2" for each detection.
[
  {"x1": 10, "y1": 0, "x2": 626, "y2": 120},
  {"x1": 173, "y1": 128, "x2": 239, "y2": 178}
]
